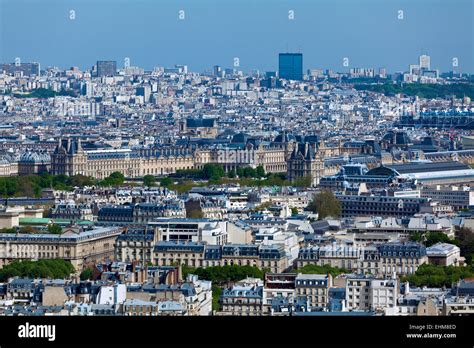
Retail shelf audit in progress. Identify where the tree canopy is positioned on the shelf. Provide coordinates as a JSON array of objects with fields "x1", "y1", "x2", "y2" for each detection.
[
  {"x1": 99, "y1": 172, "x2": 125, "y2": 186},
  {"x1": 143, "y1": 175, "x2": 156, "y2": 187},
  {"x1": 307, "y1": 190, "x2": 341, "y2": 219},
  {"x1": 0, "y1": 173, "x2": 97, "y2": 197},
  {"x1": 47, "y1": 224, "x2": 62, "y2": 234},
  {"x1": 456, "y1": 227, "x2": 474, "y2": 265},
  {"x1": 0, "y1": 259, "x2": 75, "y2": 281},
  {"x1": 79, "y1": 268, "x2": 94, "y2": 281},
  {"x1": 401, "y1": 263, "x2": 474, "y2": 288},
  {"x1": 182, "y1": 265, "x2": 264, "y2": 286},
  {"x1": 354, "y1": 82, "x2": 474, "y2": 99}
]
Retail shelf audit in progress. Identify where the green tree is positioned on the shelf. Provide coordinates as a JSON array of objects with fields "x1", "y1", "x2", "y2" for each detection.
[
  {"x1": 202, "y1": 164, "x2": 225, "y2": 180},
  {"x1": 160, "y1": 177, "x2": 173, "y2": 187},
  {"x1": 19, "y1": 226, "x2": 38, "y2": 234},
  {"x1": 186, "y1": 200, "x2": 204, "y2": 219},
  {"x1": 80, "y1": 268, "x2": 94, "y2": 281},
  {"x1": 425, "y1": 232, "x2": 456, "y2": 247},
  {"x1": 182, "y1": 265, "x2": 264, "y2": 287},
  {"x1": 212, "y1": 285, "x2": 222, "y2": 311},
  {"x1": 242, "y1": 167, "x2": 256, "y2": 178},
  {"x1": 291, "y1": 207, "x2": 299, "y2": 216},
  {"x1": 0, "y1": 259, "x2": 75, "y2": 282},
  {"x1": 70, "y1": 174, "x2": 96, "y2": 187},
  {"x1": 456, "y1": 227, "x2": 474, "y2": 265},
  {"x1": 47, "y1": 223, "x2": 62, "y2": 234},
  {"x1": 100, "y1": 172, "x2": 125, "y2": 186},
  {"x1": 256, "y1": 166, "x2": 265, "y2": 178},
  {"x1": 410, "y1": 232, "x2": 423, "y2": 243},
  {"x1": 401, "y1": 263, "x2": 474, "y2": 288},
  {"x1": 293, "y1": 176, "x2": 313, "y2": 187},
  {"x1": 143, "y1": 175, "x2": 156, "y2": 187},
  {"x1": 307, "y1": 190, "x2": 341, "y2": 219},
  {"x1": 52, "y1": 174, "x2": 72, "y2": 191}
]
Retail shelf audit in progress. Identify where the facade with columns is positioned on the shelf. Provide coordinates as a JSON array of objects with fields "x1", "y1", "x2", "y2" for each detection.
[
  {"x1": 50, "y1": 136, "x2": 361, "y2": 181},
  {"x1": 51, "y1": 139, "x2": 194, "y2": 179}
]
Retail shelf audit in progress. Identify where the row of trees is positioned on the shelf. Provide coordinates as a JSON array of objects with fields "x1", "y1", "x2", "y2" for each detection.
[
  {"x1": 175, "y1": 164, "x2": 263, "y2": 181},
  {"x1": 298, "y1": 264, "x2": 349, "y2": 276},
  {"x1": 13, "y1": 88, "x2": 76, "y2": 99},
  {"x1": 0, "y1": 224, "x2": 62, "y2": 235},
  {"x1": 410, "y1": 231, "x2": 455, "y2": 247},
  {"x1": 0, "y1": 166, "x2": 321, "y2": 198},
  {"x1": 0, "y1": 259, "x2": 75, "y2": 282},
  {"x1": 354, "y1": 82, "x2": 474, "y2": 99},
  {"x1": 0, "y1": 172, "x2": 127, "y2": 197},
  {"x1": 401, "y1": 263, "x2": 474, "y2": 288},
  {"x1": 182, "y1": 264, "x2": 264, "y2": 286}
]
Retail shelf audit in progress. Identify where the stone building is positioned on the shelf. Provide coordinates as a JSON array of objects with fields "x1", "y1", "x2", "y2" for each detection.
[
  {"x1": 287, "y1": 142, "x2": 325, "y2": 187},
  {"x1": 0, "y1": 226, "x2": 122, "y2": 270},
  {"x1": 18, "y1": 151, "x2": 51, "y2": 175},
  {"x1": 51, "y1": 139, "x2": 194, "y2": 179},
  {"x1": 151, "y1": 242, "x2": 288, "y2": 273},
  {"x1": 50, "y1": 135, "x2": 355, "y2": 181},
  {"x1": 0, "y1": 155, "x2": 18, "y2": 176}
]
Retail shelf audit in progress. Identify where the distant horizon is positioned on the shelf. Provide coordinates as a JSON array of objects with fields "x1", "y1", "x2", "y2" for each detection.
[
  {"x1": 1, "y1": 52, "x2": 471, "y2": 76},
  {"x1": 1, "y1": 0, "x2": 473, "y2": 73}
]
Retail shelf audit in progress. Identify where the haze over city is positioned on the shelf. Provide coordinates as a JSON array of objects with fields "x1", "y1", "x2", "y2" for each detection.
[{"x1": 1, "y1": 0, "x2": 473, "y2": 73}]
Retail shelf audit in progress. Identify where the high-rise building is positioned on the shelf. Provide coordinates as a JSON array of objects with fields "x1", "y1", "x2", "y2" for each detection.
[
  {"x1": 136, "y1": 86, "x2": 151, "y2": 103},
  {"x1": 96, "y1": 60, "x2": 117, "y2": 77},
  {"x1": 213, "y1": 65, "x2": 223, "y2": 78},
  {"x1": 419, "y1": 55, "x2": 431, "y2": 70},
  {"x1": 409, "y1": 64, "x2": 420, "y2": 75},
  {"x1": 279, "y1": 53, "x2": 303, "y2": 81}
]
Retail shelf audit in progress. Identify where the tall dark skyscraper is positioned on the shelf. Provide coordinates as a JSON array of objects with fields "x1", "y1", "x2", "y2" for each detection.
[
  {"x1": 278, "y1": 53, "x2": 303, "y2": 81},
  {"x1": 96, "y1": 60, "x2": 117, "y2": 77}
]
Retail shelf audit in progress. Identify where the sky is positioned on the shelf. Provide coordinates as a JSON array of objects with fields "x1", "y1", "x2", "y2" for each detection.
[{"x1": 1, "y1": 0, "x2": 473, "y2": 73}]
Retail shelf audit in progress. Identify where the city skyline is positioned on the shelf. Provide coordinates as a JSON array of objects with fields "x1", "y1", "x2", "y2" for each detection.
[
  {"x1": 0, "y1": 51, "x2": 469, "y2": 76},
  {"x1": 1, "y1": 0, "x2": 474, "y2": 339},
  {"x1": 1, "y1": 0, "x2": 473, "y2": 73}
]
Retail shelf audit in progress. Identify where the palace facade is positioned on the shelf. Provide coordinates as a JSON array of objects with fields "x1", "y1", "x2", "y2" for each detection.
[{"x1": 50, "y1": 135, "x2": 361, "y2": 186}]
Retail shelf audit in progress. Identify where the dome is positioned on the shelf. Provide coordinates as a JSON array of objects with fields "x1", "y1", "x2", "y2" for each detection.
[{"x1": 19, "y1": 151, "x2": 51, "y2": 164}]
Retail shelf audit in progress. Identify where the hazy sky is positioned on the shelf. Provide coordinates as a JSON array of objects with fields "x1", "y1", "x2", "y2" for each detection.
[{"x1": 1, "y1": 0, "x2": 473, "y2": 73}]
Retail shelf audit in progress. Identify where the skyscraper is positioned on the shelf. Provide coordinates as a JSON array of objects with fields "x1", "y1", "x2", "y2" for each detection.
[
  {"x1": 96, "y1": 61, "x2": 117, "y2": 77},
  {"x1": 419, "y1": 55, "x2": 431, "y2": 70},
  {"x1": 279, "y1": 53, "x2": 303, "y2": 81},
  {"x1": 213, "y1": 65, "x2": 223, "y2": 78}
]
